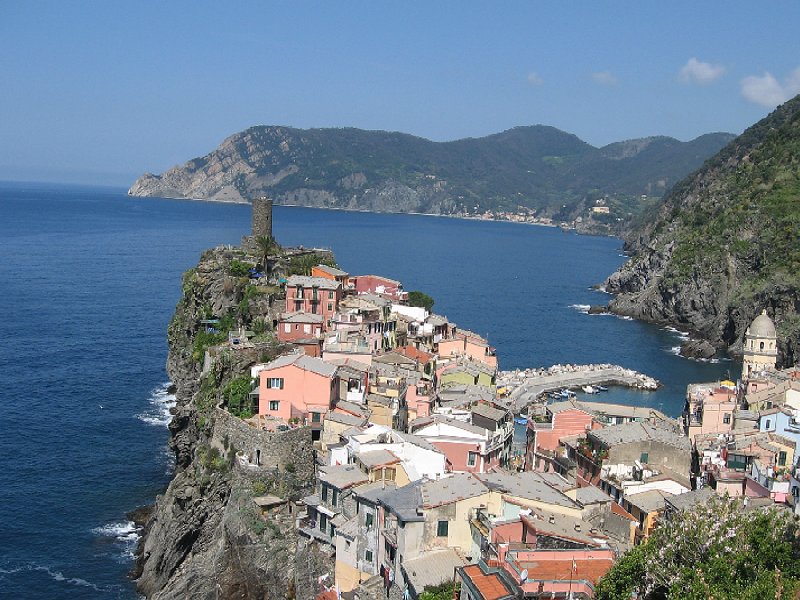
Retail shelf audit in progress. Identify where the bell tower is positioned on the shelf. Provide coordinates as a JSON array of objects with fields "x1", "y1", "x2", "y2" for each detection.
[
  {"x1": 252, "y1": 196, "x2": 273, "y2": 239},
  {"x1": 741, "y1": 309, "x2": 778, "y2": 380}
]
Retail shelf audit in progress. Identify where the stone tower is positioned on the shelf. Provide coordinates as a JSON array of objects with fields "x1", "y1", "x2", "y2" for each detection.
[
  {"x1": 741, "y1": 309, "x2": 778, "y2": 380},
  {"x1": 252, "y1": 196, "x2": 273, "y2": 239}
]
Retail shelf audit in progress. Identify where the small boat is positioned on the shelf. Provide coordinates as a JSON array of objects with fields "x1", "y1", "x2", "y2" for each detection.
[
  {"x1": 596, "y1": 385, "x2": 609, "y2": 392},
  {"x1": 559, "y1": 389, "x2": 576, "y2": 399},
  {"x1": 514, "y1": 417, "x2": 529, "y2": 425},
  {"x1": 582, "y1": 385, "x2": 598, "y2": 394}
]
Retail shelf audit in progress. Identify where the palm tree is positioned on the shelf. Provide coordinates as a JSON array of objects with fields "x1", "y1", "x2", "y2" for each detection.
[{"x1": 254, "y1": 235, "x2": 279, "y2": 280}]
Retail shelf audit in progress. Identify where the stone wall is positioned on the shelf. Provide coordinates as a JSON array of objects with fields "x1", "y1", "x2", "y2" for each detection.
[{"x1": 211, "y1": 408, "x2": 315, "y2": 482}]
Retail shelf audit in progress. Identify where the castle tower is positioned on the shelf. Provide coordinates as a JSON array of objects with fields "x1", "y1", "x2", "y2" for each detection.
[
  {"x1": 252, "y1": 196, "x2": 273, "y2": 239},
  {"x1": 741, "y1": 309, "x2": 778, "y2": 380}
]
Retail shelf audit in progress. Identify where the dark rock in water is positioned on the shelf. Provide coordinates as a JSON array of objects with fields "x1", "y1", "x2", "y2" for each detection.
[
  {"x1": 680, "y1": 339, "x2": 717, "y2": 360},
  {"x1": 167, "y1": 383, "x2": 177, "y2": 394},
  {"x1": 127, "y1": 504, "x2": 155, "y2": 527},
  {"x1": 588, "y1": 305, "x2": 609, "y2": 314}
]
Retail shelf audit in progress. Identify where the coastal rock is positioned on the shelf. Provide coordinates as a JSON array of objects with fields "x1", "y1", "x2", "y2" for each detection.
[
  {"x1": 587, "y1": 305, "x2": 609, "y2": 314},
  {"x1": 679, "y1": 339, "x2": 718, "y2": 360}
]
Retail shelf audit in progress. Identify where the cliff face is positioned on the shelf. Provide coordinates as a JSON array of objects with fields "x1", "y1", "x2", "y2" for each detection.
[
  {"x1": 135, "y1": 244, "x2": 333, "y2": 599},
  {"x1": 128, "y1": 125, "x2": 733, "y2": 224},
  {"x1": 605, "y1": 95, "x2": 800, "y2": 366}
]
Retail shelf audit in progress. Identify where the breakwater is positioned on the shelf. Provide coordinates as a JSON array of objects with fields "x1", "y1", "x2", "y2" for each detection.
[{"x1": 498, "y1": 364, "x2": 659, "y2": 412}]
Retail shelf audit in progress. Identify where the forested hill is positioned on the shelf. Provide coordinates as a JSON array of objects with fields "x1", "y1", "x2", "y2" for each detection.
[
  {"x1": 129, "y1": 125, "x2": 733, "y2": 227},
  {"x1": 606, "y1": 94, "x2": 800, "y2": 365}
]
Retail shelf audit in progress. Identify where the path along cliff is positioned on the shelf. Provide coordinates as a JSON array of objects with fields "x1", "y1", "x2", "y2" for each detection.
[{"x1": 133, "y1": 242, "x2": 335, "y2": 600}]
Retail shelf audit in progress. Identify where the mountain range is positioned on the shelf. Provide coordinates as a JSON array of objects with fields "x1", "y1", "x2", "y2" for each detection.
[{"x1": 129, "y1": 125, "x2": 734, "y2": 229}]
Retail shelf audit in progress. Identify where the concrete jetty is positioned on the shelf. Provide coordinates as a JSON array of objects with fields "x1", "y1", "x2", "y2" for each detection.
[{"x1": 498, "y1": 363, "x2": 659, "y2": 412}]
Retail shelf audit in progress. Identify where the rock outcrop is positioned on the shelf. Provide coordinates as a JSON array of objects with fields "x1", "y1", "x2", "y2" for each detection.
[
  {"x1": 605, "y1": 95, "x2": 800, "y2": 366},
  {"x1": 135, "y1": 243, "x2": 333, "y2": 599}
]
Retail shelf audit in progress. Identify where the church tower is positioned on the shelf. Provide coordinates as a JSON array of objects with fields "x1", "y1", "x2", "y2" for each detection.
[{"x1": 741, "y1": 309, "x2": 778, "y2": 380}]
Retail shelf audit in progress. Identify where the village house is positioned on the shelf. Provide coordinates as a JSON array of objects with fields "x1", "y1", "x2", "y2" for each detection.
[
  {"x1": 311, "y1": 263, "x2": 351, "y2": 289},
  {"x1": 345, "y1": 425, "x2": 448, "y2": 482},
  {"x1": 301, "y1": 464, "x2": 370, "y2": 546},
  {"x1": 351, "y1": 274, "x2": 408, "y2": 302},
  {"x1": 683, "y1": 381, "x2": 738, "y2": 438},
  {"x1": 284, "y1": 275, "x2": 342, "y2": 322},
  {"x1": 410, "y1": 411, "x2": 513, "y2": 473},
  {"x1": 276, "y1": 311, "x2": 324, "y2": 343},
  {"x1": 438, "y1": 359, "x2": 497, "y2": 389},
  {"x1": 525, "y1": 401, "x2": 598, "y2": 472},
  {"x1": 332, "y1": 294, "x2": 398, "y2": 353},
  {"x1": 256, "y1": 352, "x2": 338, "y2": 439},
  {"x1": 437, "y1": 329, "x2": 497, "y2": 368}
]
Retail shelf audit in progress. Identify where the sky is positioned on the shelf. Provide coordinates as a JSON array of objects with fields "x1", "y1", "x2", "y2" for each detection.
[{"x1": 1, "y1": 2, "x2": 799, "y2": 186}]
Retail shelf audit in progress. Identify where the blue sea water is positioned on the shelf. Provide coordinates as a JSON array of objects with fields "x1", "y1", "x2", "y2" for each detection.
[{"x1": 0, "y1": 183, "x2": 732, "y2": 598}]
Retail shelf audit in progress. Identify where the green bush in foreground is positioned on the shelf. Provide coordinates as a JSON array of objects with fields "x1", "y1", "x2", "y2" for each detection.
[{"x1": 596, "y1": 495, "x2": 800, "y2": 600}]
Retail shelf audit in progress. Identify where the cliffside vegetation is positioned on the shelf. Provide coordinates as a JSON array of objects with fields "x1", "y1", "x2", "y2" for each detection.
[
  {"x1": 606, "y1": 94, "x2": 800, "y2": 364},
  {"x1": 129, "y1": 124, "x2": 733, "y2": 232}
]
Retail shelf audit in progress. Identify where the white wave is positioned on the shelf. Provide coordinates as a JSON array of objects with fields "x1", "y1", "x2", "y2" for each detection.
[
  {"x1": 569, "y1": 304, "x2": 591, "y2": 314},
  {"x1": 136, "y1": 382, "x2": 176, "y2": 427},
  {"x1": 93, "y1": 520, "x2": 142, "y2": 560},
  {"x1": 617, "y1": 315, "x2": 633, "y2": 321},
  {"x1": 0, "y1": 563, "x2": 116, "y2": 592},
  {"x1": 667, "y1": 346, "x2": 681, "y2": 355},
  {"x1": 663, "y1": 326, "x2": 690, "y2": 340}
]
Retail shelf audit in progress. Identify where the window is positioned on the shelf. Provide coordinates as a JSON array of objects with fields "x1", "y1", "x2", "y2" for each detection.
[
  {"x1": 332, "y1": 489, "x2": 339, "y2": 506},
  {"x1": 296, "y1": 286, "x2": 304, "y2": 299},
  {"x1": 765, "y1": 419, "x2": 771, "y2": 430},
  {"x1": 365, "y1": 550, "x2": 373, "y2": 563},
  {"x1": 779, "y1": 451, "x2": 787, "y2": 467},
  {"x1": 269, "y1": 400, "x2": 280, "y2": 411},
  {"x1": 311, "y1": 303, "x2": 318, "y2": 314},
  {"x1": 303, "y1": 324, "x2": 311, "y2": 334},
  {"x1": 321, "y1": 485, "x2": 328, "y2": 502},
  {"x1": 311, "y1": 412, "x2": 322, "y2": 423},
  {"x1": 723, "y1": 413, "x2": 731, "y2": 424},
  {"x1": 640, "y1": 452, "x2": 649, "y2": 464},
  {"x1": 365, "y1": 512, "x2": 374, "y2": 529},
  {"x1": 467, "y1": 452, "x2": 478, "y2": 467},
  {"x1": 437, "y1": 520, "x2": 449, "y2": 537},
  {"x1": 284, "y1": 323, "x2": 291, "y2": 333},
  {"x1": 266, "y1": 378, "x2": 284, "y2": 389},
  {"x1": 328, "y1": 303, "x2": 333, "y2": 311},
  {"x1": 328, "y1": 291, "x2": 334, "y2": 299},
  {"x1": 319, "y1": 513, "x2": 327, "y2": 531}
]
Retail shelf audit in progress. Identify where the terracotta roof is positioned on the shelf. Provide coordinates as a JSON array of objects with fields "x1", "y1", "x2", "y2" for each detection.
[
  {"x1": 396, "y1": 345, "x2": 434, "y2": 363},
  {"x1": 460, "y1": 564, "x2": 515, "y2": 600},
  {"x1": 515, "y1": 555, "x2": 614, "y2": 585}
]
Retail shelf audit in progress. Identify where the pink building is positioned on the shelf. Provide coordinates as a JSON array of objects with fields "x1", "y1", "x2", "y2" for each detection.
[
  {"x1": 525, "y1": 401, "x2": 599, "y2": 471},
  {"x1": 437, "y1": 330, "x2": 497, "y2": 368},
  {"x1": 285, "y1": 276, "x2": 342, "y2": 323},
  {"x1": 258, "y1": 353, "x2": 338, "y2": 437},
  {"x1": 351, "y1": 274, "x2": 408, "y2": 302},
  {"x1": 684, "y1": 383, "x2": 737, "y2": 438},
  {"x1": 410, "y1": 415, "x2": 512, "y2": 473},
  {"x1": 277, "y1": 312, "x2": 324, "y2": 343}
]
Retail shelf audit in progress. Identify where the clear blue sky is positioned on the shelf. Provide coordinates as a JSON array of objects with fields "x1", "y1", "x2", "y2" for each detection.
[{"x1": 2, "y1": 2, "x2": 799, "y2": 186}]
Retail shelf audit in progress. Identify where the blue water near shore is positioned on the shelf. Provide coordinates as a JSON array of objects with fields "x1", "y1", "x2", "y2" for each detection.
[{"x1": 0, "y1": 183, "x2": 732, "y2": 598}]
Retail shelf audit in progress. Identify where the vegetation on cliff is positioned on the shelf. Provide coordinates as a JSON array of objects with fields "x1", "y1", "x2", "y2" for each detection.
[
  {"x1": 606, "y1": 94, "x2": 800, "y2": 364},
  {"x1": 129, "y1": 124, "x2": 733, "y2": 230}
]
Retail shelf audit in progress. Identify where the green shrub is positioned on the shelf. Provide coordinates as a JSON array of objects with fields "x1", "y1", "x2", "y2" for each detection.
[{"x1": 229, "y1": 259, "x2": 254, "y2": 277}]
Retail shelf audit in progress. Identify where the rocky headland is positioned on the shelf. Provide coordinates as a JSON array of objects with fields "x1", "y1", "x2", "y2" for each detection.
[
  {"x1": 604, "y1": 94, "x2": 800, "y2": 366},
  {"x1": 133, "y1": 242, "x2": 336, "y2": 599}
]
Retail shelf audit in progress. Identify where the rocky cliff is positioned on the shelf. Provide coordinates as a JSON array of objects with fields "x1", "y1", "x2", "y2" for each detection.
[
  {"x1": 134, "y1": 242, "x2": 334, "y2": 599},
  {"x1": 128, "y1": 125, "x2": 733, "y2": 226},
  {"x1": 605, "y1": 95, "x2": 800, "y2": 366}
]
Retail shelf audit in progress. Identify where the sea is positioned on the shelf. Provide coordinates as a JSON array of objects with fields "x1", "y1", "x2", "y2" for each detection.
[{"x1": 0, "y1": 182, "x2": 732, "y2": 598}]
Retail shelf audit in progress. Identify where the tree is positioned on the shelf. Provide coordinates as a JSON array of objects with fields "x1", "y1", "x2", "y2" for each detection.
[
  {"x1": 254, "y1": 235, "x2": 279, "y2": 279},
  {"x1": 596, "y1": 495, "x2": 800, "y2": 600},
  {"x1": 407, "y1": 290, "x2": 434, "y2": 312}
]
